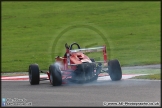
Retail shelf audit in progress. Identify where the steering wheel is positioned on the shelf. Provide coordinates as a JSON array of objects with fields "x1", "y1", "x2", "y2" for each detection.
[{"x1": 69, "y1": 42, "x2": 81, "y2": 50}]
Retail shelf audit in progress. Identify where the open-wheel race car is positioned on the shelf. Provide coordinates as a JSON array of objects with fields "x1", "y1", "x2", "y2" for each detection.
[{"x1": 28, "y1": 42, "x2": 122, "y2": 86}]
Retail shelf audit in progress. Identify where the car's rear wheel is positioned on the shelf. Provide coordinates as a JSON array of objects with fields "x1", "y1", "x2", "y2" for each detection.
[
  {"x1": 108, "y1": 59, "x2": 122, "y2": 81},
  {"x1": 29, "y1": 64, "x2": 40, "y2": 85},
  {"x1": 49, "y1": 63, "x2": 62, "y2": 86}
]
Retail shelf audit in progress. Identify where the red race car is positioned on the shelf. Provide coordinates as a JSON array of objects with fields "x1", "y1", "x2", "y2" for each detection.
[{"x1": 28, "y1": 42, "x2": 122, "y2": 86}]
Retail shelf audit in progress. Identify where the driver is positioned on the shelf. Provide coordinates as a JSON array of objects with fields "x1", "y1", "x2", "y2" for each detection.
[{"x1": 64, "y1": 43, "x2": 70, "y2": 57}]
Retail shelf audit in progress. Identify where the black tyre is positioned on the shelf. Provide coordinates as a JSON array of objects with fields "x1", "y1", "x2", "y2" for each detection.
[
  {"x1": 108, "y1": 59, "x2": 122, "y2": 81},
  {"x1": 29, "y1": 64, "x2": 40, "y2": 85},
  {"x1": 49, "y1": 63, "x2": 62, "y2": 86}
]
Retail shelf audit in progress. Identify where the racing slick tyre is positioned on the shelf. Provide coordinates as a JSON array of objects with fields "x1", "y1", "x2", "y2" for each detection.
[
  {"x1": 29, "y1": 64, "x2": 40, "y2": 85},
  {"x1": 49, "y1": 63, "x2": 62, "y2": 86},
  {"x1": 108, "y1": 59, "x2": 122, "y2": 81}
]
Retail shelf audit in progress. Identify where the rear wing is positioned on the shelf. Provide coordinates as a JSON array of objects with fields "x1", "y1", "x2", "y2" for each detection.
[
  {"x1": 66, "y1": 46, "x2": 108, "y2": 65},
  {"x1": 70, "y1": 46, "x2": 104, "y2": 53}
]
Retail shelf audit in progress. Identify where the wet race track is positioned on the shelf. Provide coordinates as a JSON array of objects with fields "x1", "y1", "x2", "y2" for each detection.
[{"x1": 1, "y1": 64, "x2": 161, "y2": 107}]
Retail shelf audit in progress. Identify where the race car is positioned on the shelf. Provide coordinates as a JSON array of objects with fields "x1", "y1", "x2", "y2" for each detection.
[{"x1": 28, "y1": 42, "x2": 122, "y2": 86}]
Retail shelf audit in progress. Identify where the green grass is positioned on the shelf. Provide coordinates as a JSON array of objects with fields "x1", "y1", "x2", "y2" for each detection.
[
  {"x1": 131, "y1": 73, "x2": 161, "y2": 80},
  {"x1": 2, "y1": 1, "x2": 160, "y2": 72},
  {"x1": 123, "y1": 69, "x2": 161, "y2": 80},
  {"x1": 122, "y1": 69, "x2": 160, "y2": 74}
]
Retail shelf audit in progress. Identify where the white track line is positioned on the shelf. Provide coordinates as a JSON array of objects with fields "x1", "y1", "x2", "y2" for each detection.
[{"x1": 1, "y1": 74, "x2": 147, "y2": 81}]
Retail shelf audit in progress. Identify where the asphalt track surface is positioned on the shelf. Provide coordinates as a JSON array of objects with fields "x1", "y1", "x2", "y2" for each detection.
[
  {"x1": 1, "y1": 79, "x2": 161, "y2": 107},
  {"x1": 1, "y1": 64, "x2": 161, "y2": 107}
]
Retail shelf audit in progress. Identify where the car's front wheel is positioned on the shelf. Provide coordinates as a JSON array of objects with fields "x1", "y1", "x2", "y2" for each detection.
[{"x1": 29, "y1": 64, "x2": 40, "y2": 85}]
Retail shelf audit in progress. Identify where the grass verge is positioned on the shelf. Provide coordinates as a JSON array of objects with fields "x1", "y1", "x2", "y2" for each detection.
[
  {"x1": 2, "y1": 2, "x2": 160, "y2": 72},
  {"x1": 131, "y1": 73, "x2": 161, "y2": 80}
]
